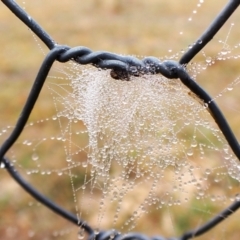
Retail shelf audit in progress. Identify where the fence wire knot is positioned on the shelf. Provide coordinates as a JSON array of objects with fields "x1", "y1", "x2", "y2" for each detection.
[{"x1": 57, "y1": 46, "x2": 180, "y2": 80}]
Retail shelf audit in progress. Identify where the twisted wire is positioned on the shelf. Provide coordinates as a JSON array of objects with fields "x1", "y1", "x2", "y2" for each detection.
[{"x1": 57, "y1": 46, "x2": 178, "y2": 80}]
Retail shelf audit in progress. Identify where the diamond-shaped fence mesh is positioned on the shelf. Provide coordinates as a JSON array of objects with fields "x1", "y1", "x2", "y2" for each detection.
[{"x1": 1, "y1": 0, "x2": 240, "y2": 239}]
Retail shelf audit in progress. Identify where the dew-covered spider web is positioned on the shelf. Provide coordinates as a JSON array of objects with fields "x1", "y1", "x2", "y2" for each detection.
[{"x1": 1, "y1": 0, "x2": 240, "y2": 240}]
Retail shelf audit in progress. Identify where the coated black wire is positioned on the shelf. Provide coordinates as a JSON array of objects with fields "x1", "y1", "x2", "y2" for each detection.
[
  {"x1": 0, "y1": 46, "x2": 66, "y2": 161},
  {"x1": 2, "y1": 157, "x2": 94, "y2": 236},
  {"x1": 179, "y1": 199, "x2": 240, "y2": 240},
  {"x1": 179, "y1": 0, "x2": 240, "y2": 65},
  {"x1": 1, "y1": 0, "x2": 55, "y2": 49},
  {"x1": 1, "y1": 0, "x2": 240, "y2": 239}
]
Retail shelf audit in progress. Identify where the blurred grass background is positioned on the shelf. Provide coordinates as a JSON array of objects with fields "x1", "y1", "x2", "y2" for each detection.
[{"x1": 1, "y1": 0, "x2": 240, "y2": 239}]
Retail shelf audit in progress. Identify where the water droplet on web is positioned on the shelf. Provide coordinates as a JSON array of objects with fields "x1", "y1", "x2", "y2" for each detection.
[
  {"x1": 0, "y1": 162, "x2": 5, "y2": 169},
  {"x1": 235, "y1": 194, "x2": 240, "y2": 202},
  {"x1": 28, "y1": 230, "x2": 35, "y2": 238},
  {"x1": 110, "y1": 231, "x2": 116, "y2": 239},
  {"x1": 211, "y1": 196, "x2": 216, "y2": 202},
  {"x1": 205, "y1": 57, "x2": 212, "y2": 63},
  {"x1": 191, "y1": 139, "x2": 197, "y2": 147},
  {"x1": 223, "y1": 152, "x2": 230, "y2": 160},
  {"x1": 82, "y1": 161, "x2": 87, "y2": 168},
  {"x1": 198, "y1": 190, "x2": 204, "y2": 196},
  {"x1": 9, "y1": 25, "x2": 240, "y2": 236},
  {"x1": 220, "y1": 50, "x2": 228, "y2": 55},
  {"x1": 78, "y1": 229, "x2": 85, "y2": 239},
  {"x1": 205, "y1": 169, "x2": 211, "y2": 175},
  {"x1": 186, "y1": 148, "x2": 193, "y2": 156},
  {"x1": 204, "y1": 102, "x2": 208, "y2": 108},
  {"x1": 31, "y1": 153, "x2": 39, "y2": 161},
  {"x1": 23, "y1": 140, "x2": 32, "y2": 146},
  {"x1": 223, "y1": 144, "x2": 229, "y2": 152}
]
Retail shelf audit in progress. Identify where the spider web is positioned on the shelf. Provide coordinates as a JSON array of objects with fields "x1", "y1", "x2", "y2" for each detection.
[
  {"x1": 1, "y1": 0, "x2": 240, "y2": 239},
  {"x1": 45, "y1": 59, "x2": 240, "y2": 236}
]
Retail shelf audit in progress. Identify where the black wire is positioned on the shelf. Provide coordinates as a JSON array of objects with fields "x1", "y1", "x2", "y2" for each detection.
[
  {"x1": 179, "y1": 199, "x2": 240, "y2": 240},
  {"x1": 0, "y1": 46, "x2": 67, "y2": 161},
  {"x1": 179, "y1": 0, "x2": 240, "y2": 65},
  {"x1": 1, "y1": 0, "x2": 240, "y2": 240},
  {"x1": 1, "y1": 46, "x2": 239, "y2": 240},
  {"x1": 1, "y1": 0, "x2": 55, "y2": 49},
  {"x1": 2, "y1": 157, "x2": 94, "y2": 236},
  {"x1": 0, "y1": 46, "x2": 94, "y2": 235},
  {"x1": 176, "y1": 63, "x2": 240, "y2": 160}
]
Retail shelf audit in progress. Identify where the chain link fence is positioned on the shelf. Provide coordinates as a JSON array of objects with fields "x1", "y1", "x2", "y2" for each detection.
[{"x1": 1, "y1": 0, "x2": 240, "y2": 239}]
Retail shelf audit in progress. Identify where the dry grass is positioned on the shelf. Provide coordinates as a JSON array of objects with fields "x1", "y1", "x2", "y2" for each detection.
[{"x1": 1, "y1": 0, "x2": 240, "y2": 239}]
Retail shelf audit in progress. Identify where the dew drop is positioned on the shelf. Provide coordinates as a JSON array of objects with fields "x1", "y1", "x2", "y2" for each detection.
[
  {"x1": 191, "y1": 139, "x2": 197, "y2": 148},
  {"x1": 220, "y1": 50, "x2": 228, "y2": 55},
  {"x1": 187, "y1": 148, "x2": 193, "y2": 156},
  {"x1": 205, "y1": 169, "x2": 211, "y2": 175},
  {"x1": 78, "y1": 229, "x2": 85, "y2": 240},
  {"x1": 223, "y1": 144, "x2": 229, "y2": 152},
  {"x1": 211, "y1": 196, "x2": 216, "y2": 202},
  {"x1": 31, "y1": 153, "x2": 39, "y2": 161},
  {"x1": 0, "y1": 162, "x2": 5, "y2": 168},
  {"x1": 205, "y1": 57, "x2": 212, "y2": 63},
  {"x1": 198, "y1": 190, "x2": 204, "y2": 196},
  {"x1": 82, "y1": 162, "x2": 88, "y2": 168},
  {"x1": 235, "y1": 194, "x2": 240, "y2": 201},
  {"x1": 28, "y1": 230, "x2": 35, "y2": 238},
  {"x1": 110, "y1": 230, "x2": 116, "y2": 239},
  {"x1": 223, "y1": 152, "x2": 230, "y2": 160}
]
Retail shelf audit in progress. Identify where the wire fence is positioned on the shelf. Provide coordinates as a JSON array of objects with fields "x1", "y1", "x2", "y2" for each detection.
[{"x1": 0, "y1": 0, "x2": 240, "y2": 239}]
